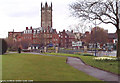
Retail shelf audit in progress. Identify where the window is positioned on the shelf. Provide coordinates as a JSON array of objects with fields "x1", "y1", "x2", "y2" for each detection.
[
  {"x1": 65, "y1": 36, "x2": 67, "y2": 38},
  {"x1": 26, "y1": 30, "x2": 28, "y2": 34},
  {"x1": 30, "y1": 30, "x2": 32, "y2": 33},
  {"x1": 28, "y1": 30, "x2": 29, "y2": 34},
  {"x1": 37, "y1": 30, "x2": 39, "y2": 33}
]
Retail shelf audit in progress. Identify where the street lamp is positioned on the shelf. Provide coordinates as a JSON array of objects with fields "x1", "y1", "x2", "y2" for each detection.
[{"x1": 94, "y1": 16, "x2": 97, "y2": 56}]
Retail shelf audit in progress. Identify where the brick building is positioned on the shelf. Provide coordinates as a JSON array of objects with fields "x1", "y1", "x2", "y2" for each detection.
[
  {"x1": 108, "y1": 33, "x2": 117, "y2": 44},
  {"x1": 21, "y1": 26, "x2": 58, "y2": 49},
  {"x1": 8, "y1": 30, "x2": 22, "y2": 43},
  {"x1": 59, "y1": 30, "x2": 75, "y2": 48}
]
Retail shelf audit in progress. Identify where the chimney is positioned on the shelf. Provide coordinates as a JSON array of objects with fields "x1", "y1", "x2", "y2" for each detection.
[
  {"x1": 63, "y1": 29, "x2": 65, "y2": 32},
  {"x1": 32, "y1": 30, "x2": 34, "y2": 33},
  {"x1": 71, "y1": 30, "x2": 73, "y2": 33},
  {"x1": 30, "y1": 26, "x2": 32, "y2": 29},
  {"x1": 26, "y1": 27, "x2": 28, "y2": 30},
  {"x1": 41, "y1": 2, "x2": 42, "y2": 8},
  {"x1": 45, "y1": 2, "x2": 48, "y2": 8}
]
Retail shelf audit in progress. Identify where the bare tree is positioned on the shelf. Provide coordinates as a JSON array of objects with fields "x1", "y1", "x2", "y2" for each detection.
[
  {"x1": 69, "y1": 0, "x2": 120, "y2": 57},
  {"x1": 90, "y1": 27, "x2": 108, "y2": 44},
  {"x1": 5, "y1": 37, "x2": 13, "y2": 49},
  {"x1": 6, "y1": 37, "x2": 21, "y2": 51},
  {"x1": 69, "y1": 22, "x2": 88, "y2": 41},
  {"x1": 21, "y1": 40, "x2": 30, "y2": 49},
  {"x1": 38, "y1": 31, "x2": 45, "y2": 47}
]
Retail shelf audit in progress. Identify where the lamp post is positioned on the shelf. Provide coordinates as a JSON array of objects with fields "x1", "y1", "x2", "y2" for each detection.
[{"x1": 94, "y1": 16, "x2": 97, "y2": 56}]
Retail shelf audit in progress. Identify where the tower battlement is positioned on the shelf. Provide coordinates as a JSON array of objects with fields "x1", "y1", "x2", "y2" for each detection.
[{"x1": 41, "y1": 2, "x2": 52, "y2": 29}]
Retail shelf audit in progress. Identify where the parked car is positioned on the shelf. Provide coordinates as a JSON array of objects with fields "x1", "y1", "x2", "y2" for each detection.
[{"x1": 22, "y1": 49, "x2": 31, "y2": 52}]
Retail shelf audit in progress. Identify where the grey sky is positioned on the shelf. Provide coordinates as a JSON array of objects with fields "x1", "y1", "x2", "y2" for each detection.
[{"x1": 0, "y1": 0, "x2": 116, "y2": 38}]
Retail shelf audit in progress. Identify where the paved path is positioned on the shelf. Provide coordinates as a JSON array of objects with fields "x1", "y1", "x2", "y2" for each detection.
[{"x1": 67, "y1": 57, "x2": 120, "y2": 83}]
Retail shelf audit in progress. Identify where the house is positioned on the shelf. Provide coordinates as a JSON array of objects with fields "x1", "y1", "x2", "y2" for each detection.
[{"x1": 59, "y1": 30, "x2": 75, "y2": 48}]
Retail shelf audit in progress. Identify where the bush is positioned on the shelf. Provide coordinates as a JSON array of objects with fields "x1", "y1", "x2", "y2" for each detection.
[
  {"x1": 74, "y1": 52, "x2": 93, "y2": 56},
  {"x1": 0, "y1": 39, "x2": 8, "y2": 54},
  {"x1": 8, "y1": 47, "x2": 17, "y2": 51},
  {"x1": 74, "y1": 52, "x2": 82, "y2": 55},
  {"x1": 47, "y1": 47, "x2": 55, "y2": 50},
  {"x1": 82, "y1": 53, "x2": 93, "y2": 56}
]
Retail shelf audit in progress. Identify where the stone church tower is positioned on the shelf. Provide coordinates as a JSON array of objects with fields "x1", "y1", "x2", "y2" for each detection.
[{"x1": 41, "y1": 2, "x2": 52, "y2": 29}]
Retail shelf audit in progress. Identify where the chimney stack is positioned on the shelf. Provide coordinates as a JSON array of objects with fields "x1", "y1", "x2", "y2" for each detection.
[
  {"x1": 71, "y1": 30, "x2": 73, "y2": 33},
  {"x1": 63, "y1": 29, "x2": 65, "y2": 32},
  {"x1": 26, "y1": 27, "x2": 28, "y2": 30},
  {"x1": 30, "y1": 26, "x2": 32, "y2": 29},
  {"x1": 32, "y1": 30, "x2": 34, "y2": 33}
]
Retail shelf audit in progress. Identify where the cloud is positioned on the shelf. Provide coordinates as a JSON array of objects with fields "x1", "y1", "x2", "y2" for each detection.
[{"x1": 7, "y1": 8, "x2": 39, "y2": 18}]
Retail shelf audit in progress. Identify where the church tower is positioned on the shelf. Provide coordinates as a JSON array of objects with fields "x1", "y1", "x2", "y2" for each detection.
[{"x1": 41, "y1": 2, "x2": 52, "y2": 29}]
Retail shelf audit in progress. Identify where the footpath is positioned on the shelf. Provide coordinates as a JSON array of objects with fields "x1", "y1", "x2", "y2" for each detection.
[{"x1": 66, "y1": 57, "x2": 119, "y2": 83}]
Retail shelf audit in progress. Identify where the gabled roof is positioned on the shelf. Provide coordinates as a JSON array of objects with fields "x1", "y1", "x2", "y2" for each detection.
[{"x1": 66, "y1": 31, "x2": 75, "y2": 38}]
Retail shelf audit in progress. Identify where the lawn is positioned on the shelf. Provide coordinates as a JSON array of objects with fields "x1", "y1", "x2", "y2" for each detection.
[
  {"x1": 2, "y1": 53, "x2": 101, "y2": 81},
  {"x1": 45, "y1": 53, "x2": 120, "y2": 75},
  {"x1": 0, "y1": 55, "x2": 2, "y2": 80}
]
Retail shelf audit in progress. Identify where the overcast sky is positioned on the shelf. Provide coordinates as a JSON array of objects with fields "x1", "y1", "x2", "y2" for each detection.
[{"x1": 0, "y1": 0, "x2": 116, "y2": 38}]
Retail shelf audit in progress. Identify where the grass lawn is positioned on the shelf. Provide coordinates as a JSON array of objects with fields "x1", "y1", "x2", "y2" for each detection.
[
  {"x1": 45, "y1": 53, "x2": 120, "y2": 75},
  {"x1": 2, "y1": 53, "x2": 101, "y2": 81},
  {"x1": 0, "y1": 55, "x2": 2, "y2": 80}
]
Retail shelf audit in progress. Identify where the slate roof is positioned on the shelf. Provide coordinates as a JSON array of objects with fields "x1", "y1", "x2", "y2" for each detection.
[{"x1": 66, "y1": 31, "x2": 75, "y2": 38}]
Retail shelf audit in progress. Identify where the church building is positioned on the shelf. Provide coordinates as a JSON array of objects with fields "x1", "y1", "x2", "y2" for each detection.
[
  {"x1": 8, "y1": 2, "x2": 75, "y2": 50},
  {"x1": 8, "y1": 2, "x2": 59, "y2": 49}
]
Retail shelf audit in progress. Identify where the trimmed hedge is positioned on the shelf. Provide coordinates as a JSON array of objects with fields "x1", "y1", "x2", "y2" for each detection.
[
  {"x1": 0, "y1": 39, "x2": 8, "y2": 54},
  {"x1": 74, "y1": 52, "x2": 93, "y2": 56}
]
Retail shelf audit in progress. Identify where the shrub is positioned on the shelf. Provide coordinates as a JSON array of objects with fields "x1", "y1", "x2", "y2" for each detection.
[
  {"x1": 47, "y1": 47, "x2": 55, "y2": 50},
  {"x1": 0, "y1": 39, "x2": 8, "y2": 54},
  {"x1": 74, "y1": 52, "x2": 82, "y2": 55},
  {"x1": 82, "y1": 53, "x2": 93, "y2": 56},
  {"x1": 74, "y1": 52, "x2": 93, "y2": 56}
]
